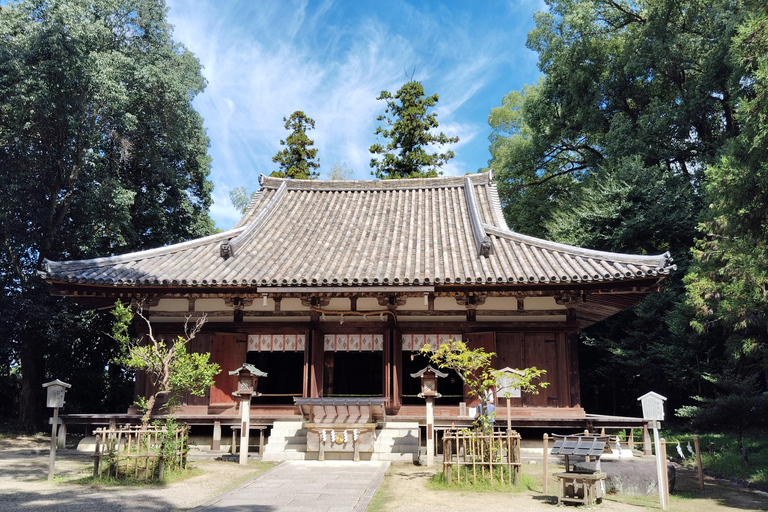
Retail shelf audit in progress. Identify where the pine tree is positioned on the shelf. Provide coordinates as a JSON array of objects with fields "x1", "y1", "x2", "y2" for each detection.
[
  {"x1": 369, "y1": 81, "x2": 459, "y2": 179},
  {"x1": 271, "y1": 111, "x2": 319, "y2": 179}
]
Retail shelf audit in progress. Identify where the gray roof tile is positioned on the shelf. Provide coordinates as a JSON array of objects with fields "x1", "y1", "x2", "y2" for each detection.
[{"x1": 43, "y1": 171, "x2": 675, "y2": 287}]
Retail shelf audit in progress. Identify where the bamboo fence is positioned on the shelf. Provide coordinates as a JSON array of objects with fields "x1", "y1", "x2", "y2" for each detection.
[
  {"x1": 442, "y1": 429, "x2": 522, "y2": 486},
  {"x1": 92, "y1": 424, "x2": 188, "y2": 481}
]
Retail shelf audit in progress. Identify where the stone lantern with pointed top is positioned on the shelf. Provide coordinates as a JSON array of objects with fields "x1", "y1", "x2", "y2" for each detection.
[
  {"x1": 229, "y1": 364, "x2": 267, "y2": 465},
  {"x1": 410, "y1": 365, "x2": 448, "y2": 399},
  {"x1": 230, "y1": 363, "x2": 267, "y2": 398},
  {"x1": 410, "y1": 365, "x2": 447, "y2": 467}
]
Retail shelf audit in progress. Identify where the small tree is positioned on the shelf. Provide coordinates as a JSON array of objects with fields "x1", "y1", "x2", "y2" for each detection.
[
  {"x1": 229, "y1": 185, "x2": 256, "y2": 214},
  {"x1": 677, "y1": 372, "x2": 768, "y2": 465},
  {"x1": 369, "y1": 80, "x2": 459, "y2": 179},
  {"x1": 112, "y1": 301, "x2": 220, "y2": 425},
  {"x1": 271, "y1": 111, "x2": 320, "y2": 179},
  {"x1": 326, "y1": 161, "x2": 353, "y2": 180},
  {"x1": 421, "y1": 340, "x2": 547, "y2": 432}
]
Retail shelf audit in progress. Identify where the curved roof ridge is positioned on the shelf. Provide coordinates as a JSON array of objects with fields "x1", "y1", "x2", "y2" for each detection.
[
  {"x1": 225, "y1": 181, "x2": 287, "y2": 258},
  {"x1": 483, "y1": 224, "x2": 673, "y2": 267},
  {"x1": 258, "y1": 170, "x2": 494, "y2": 191},
  {"x1": 44, "y1": 228, "x2": 246, "y2": 274}
]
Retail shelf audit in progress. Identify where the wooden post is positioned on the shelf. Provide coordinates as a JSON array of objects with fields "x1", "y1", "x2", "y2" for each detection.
[
  {"x1": 543, "y1": 433, "x2": 549, "y2": 494},
  {"x1": 694, "y1": 435, "x2": 704, "y2": 490},
  {"x1": 48, "y1": 407, "x2": 59, "y2": 482},
  {"x1": 628, "y1": 428, "x2": 634, "y2": 451},
  {"x1": 643, "y1": 422, "x2": 652, "y2": 455},
  {"x1": 426, "y1": 396, "x2": 435, "y2": 467},
  {"x1": 660, "y1": 437, "x2": 669, "y2": 509},
  {"x1": 506, "y1": 396, "x2": 511, "y2": 432},
  {"x1": 653, "y1": 427, "x2": 667, "y2": 510},
  {"x1": 57, "y1": 419, "x2": 67, "y2": 449},
  {"x1": 212, "y1": 420, "x2": 221, "y2": 451},
  {"x1": 239, "y1": 396, "x2": 251, "y2": 465}
]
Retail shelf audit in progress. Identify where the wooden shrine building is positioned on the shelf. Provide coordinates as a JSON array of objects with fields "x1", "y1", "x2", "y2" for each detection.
[{"x1": 43, "y1": 171, "x2": 675, "y2": 453}]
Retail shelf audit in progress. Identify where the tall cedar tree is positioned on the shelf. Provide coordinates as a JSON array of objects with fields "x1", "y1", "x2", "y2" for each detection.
[
  {"x1": 369, "y1": 81, "x2": 459, "y2": 179},
  {"x1": 487, "y1": 0, "x2": 762, "y2": 417},
  {"x1": 271, "y1": 111, "x2": 320, "y2": 179},
  {"x1": 0, "y1": 0, "x2": 214, "y2": 431}
]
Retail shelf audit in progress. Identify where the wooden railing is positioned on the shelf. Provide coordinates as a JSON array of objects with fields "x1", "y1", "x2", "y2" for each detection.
[
  {"x1": 442, "y1": 429, "x2": 522, "y2": 485},
  {"x1": 92, "y1": 424, "x2": 188, "y2": 481}
]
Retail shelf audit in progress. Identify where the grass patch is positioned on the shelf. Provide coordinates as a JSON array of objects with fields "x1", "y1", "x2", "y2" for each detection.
[
  {"x1": 427, "y1": 467, "x2": 537, "y2": 492},
  {"x1": 70, "y1": 465, "x2": 204, "y2": 486},
  {"x1": 662, "y1": 430, "x2": 768, "y2": 485}
]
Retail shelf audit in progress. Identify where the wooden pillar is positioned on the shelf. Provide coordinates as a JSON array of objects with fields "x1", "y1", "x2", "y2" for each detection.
[
  {"x1": 643, "y1": 421, "x2": 652, "y2": 455},
  {"x1": 57, "y1": 419, "x2": 67, "y2": 449},
  {"x1": 310, "y1": 330, "x2": 324, "y2": 397},
  {"x1": 239, "y1": 397, "x2": 251, "y2": 465},
  {"x1": 426, "y1": 396, "x2": 435, "y2": 467},
  {"x1": 212, "y1": 420, "x2": 221, "y2": 451}
]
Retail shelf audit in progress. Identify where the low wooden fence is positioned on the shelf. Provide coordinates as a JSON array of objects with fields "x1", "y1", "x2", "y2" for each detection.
[
  {"x1": 442, "y1": 429, "x2": 522, "y2": 485},
  {"x1": 92, "y1": 424, "x2": 188, "y2": 481}
]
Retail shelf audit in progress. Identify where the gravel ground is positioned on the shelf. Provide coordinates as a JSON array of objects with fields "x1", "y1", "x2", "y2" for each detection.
[{"x1": 0, "y1": 435, "x2": 268, "y2": 512}]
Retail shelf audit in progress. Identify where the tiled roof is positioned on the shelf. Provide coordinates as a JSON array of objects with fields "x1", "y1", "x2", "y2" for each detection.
[{"x1": 43, "y1": 171, "x2": 675, "y2": 287}]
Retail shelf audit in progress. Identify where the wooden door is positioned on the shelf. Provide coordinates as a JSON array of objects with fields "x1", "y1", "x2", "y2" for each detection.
[
  {"x1": 521, "y1": 333, "x2": 560, "y2": 407},
  {"x1": 209, "y1": 333, "x2": 246, "y2": 405},
  {"x1": 495, "y1": 332, "x2": 524, "y2": 407}
]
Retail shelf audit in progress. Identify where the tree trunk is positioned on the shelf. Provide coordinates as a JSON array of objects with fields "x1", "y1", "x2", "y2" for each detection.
[
  {"x1": 20, "y1": 336, "x2": 45, "y2": 433},
  {"x1": 142, "y1": 394, "x2": 156, "y2": 426}
]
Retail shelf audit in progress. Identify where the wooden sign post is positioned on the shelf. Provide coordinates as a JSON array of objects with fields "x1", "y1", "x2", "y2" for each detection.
[
  {"x1": 43, "y1": 379, "x2": 71, "y2": 482},
  {"x1": 638, "y1": 391, "x2": 668, "y2": 510},
  {"x1": 496, "y1": 367, "x2": 523, "y2": 432}
]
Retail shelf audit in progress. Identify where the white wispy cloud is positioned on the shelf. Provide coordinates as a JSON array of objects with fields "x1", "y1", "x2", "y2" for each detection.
[{"x1": 167, "y1": 0, "x2": 542, "y2": 228}]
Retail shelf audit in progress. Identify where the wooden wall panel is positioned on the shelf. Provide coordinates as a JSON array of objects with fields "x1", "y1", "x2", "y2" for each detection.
[
  {"x1": 185, "y1": 333, "x2": 213, "y2": 406},
  {"x1": 209, "y1": 333, "x2": 246, "y2": 405},
  {"x1": 495, "y1": 332, "x2": 524, "y2": 406}
]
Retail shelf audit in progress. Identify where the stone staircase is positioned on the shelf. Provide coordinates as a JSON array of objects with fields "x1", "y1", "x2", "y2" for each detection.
[
  {"x1": 262, "y1": 421, "x2": 308, "y2": 461},
  {"x1": 262, "y1": 420, "x2": 419, "y2": 462}
]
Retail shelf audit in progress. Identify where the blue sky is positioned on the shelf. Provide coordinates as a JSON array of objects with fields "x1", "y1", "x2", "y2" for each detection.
[{"x1": 165, "y1": 0, "x2": 546, "y2": 229}]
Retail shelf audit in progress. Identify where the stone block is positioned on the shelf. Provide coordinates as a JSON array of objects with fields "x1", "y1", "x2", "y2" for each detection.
[{"x1": 572, "y1": 459, "x2": 675, "y2": 496}]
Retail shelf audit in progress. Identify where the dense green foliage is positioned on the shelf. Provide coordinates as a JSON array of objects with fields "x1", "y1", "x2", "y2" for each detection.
[
  {"x1": 271, "y1": 111, "x2": 320, "y2": 179},
  {"x1": 488, "y1": 0, "x2": 768, "y2": 427},
  {"x1": 370, "y1": 81, "x2": 459, "y2": 179},
  {"x1": 664, "y1": 430, "x2": 768, "y2": 484},
  {"x1": 0, "y1": 0, "x2": 215, "y2": 431},
  {"x1": 112, "y1": 302, "x2": 219, "y2": 424}
]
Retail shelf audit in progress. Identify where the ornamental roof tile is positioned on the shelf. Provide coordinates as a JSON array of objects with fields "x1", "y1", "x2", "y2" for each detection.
[{"x1": 43, "y1": 171, "x2": 675, "y2": 287}]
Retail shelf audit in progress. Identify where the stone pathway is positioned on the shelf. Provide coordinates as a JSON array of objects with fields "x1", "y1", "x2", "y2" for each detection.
[{"x1": 193, "y1": 460, "x2": 390, "y2": 512}]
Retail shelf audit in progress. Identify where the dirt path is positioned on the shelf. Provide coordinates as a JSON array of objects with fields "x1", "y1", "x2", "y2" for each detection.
[
  {"x1": 369, "y1": 462, "x2": 768, "y2": 512},
  {"x1": 0, "y1": 435, "x2": 268, "y2": 512}
]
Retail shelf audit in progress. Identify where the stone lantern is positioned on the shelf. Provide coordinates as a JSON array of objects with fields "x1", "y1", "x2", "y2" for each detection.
[
  {"x1": 230, "y1": 363, "x2": 266, "y2": 398},
  {"x1": 229, "y1": 364, "x2": 267, "y2": 464},
  {"x1": 411, "y1": 365, "x2": 447, "y2": 398},
  {"x1": 410, "y1": 365, "x2": 447, "y2": 467}
]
